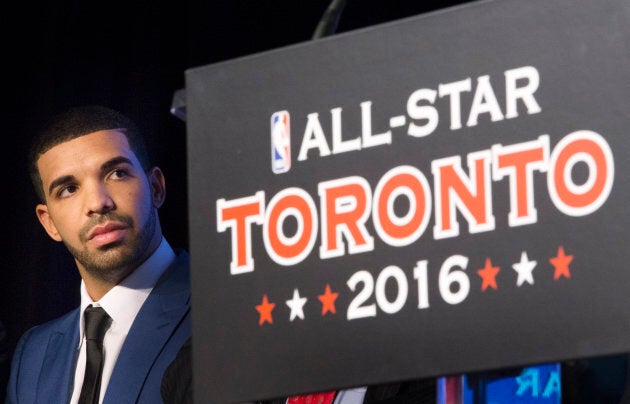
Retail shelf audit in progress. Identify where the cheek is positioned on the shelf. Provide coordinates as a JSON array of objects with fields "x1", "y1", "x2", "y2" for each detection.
[
  {"x1": 48, "y1": 205, "x2": 82, "y2": 236},
  {"x1": 50, "y1": 215, "x2": 82, "y2": 243},
  {"x1": 124, "y1": 188, "x2": 155, "y2": 218}
]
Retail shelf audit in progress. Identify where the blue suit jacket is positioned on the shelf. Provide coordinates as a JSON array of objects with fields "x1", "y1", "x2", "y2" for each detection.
[{"x1": 6, "y1": 252, "x2": 191, "y2": 404}]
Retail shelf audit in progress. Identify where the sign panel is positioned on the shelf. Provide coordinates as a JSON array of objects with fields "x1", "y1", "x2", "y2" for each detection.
[{"x1": 186, "y1": 0, "x2": 630, "y2": 401}]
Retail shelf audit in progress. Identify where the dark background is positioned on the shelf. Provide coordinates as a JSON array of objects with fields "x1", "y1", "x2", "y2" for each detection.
[{"x1": 0, "y1": 0, "x2": 475, "y2": 396}]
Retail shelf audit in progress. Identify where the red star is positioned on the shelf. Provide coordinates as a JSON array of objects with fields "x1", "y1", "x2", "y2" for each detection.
[
  {"x1": 477, "y1": 258, "x2": 500, "y2": 291},
  {"x1": 318, "y1": 284, "x2": 339, "y2": 315},
  {"x1": 255, "y1": 294, "x2": 275, "y2": 325},
  {"x1": 550, "y1": 246, "x2": 573, "y2": 280}
]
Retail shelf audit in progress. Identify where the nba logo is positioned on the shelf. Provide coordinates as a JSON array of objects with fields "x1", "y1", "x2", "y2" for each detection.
[{"x1": 271, "y1": 111, "x2": 291, "y2": 174}]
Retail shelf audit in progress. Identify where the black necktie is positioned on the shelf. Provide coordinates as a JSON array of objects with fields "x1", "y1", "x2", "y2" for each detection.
[{"x1": 78, "y1": 305, "x2": 112, "y2": 404}]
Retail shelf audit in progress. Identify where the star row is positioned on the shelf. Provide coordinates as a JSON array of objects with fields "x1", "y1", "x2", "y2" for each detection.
[
  {"x1": 256, "y1": 284, "x2": 339, "y2": 325},
  {"x1": 255, "y1": 246, "x2": 574, "y2": 325},
  {"x1": 480, "y1": 246, "x2": 573, "y2": 291}
]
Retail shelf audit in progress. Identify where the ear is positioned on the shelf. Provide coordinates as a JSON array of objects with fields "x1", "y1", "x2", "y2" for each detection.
[
  {"x1": 147, "y1": 167, "x2": 166, "y2": 208},
  {"x1": 35, "y1": 204, "x2": 63, "y2": 242}
]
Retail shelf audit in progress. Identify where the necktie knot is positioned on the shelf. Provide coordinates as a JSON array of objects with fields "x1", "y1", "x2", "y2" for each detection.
[{"x1": 84, "y1": 305, "x2": 111, "y2": 343}]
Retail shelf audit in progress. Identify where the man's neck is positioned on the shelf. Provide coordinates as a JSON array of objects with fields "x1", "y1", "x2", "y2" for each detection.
[
  {"x1": 80, "y1": 270, "x2": 127, "y2": 301},
  {"x1": 78, "y1": 236, "x2": 173, "y2": 302}
]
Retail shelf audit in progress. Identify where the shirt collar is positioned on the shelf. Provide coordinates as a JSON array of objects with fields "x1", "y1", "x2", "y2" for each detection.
[{"x1": 78, "y1": 237, "x2": 176, "y2": 342}]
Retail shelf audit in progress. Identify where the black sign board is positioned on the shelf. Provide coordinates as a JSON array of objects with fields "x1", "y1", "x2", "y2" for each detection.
[{"x1": 186, "y1": 0, "x2": 630, "y2": 401}]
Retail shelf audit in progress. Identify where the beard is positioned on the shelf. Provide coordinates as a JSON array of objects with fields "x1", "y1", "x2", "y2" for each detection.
[{"x1": 65, "y1": 208, "x2": 158, "y2": 284}]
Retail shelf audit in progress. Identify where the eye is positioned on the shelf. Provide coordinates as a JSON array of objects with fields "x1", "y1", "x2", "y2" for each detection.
[
  {"x1": 109, "y1": 169, "x2": 129, "y2": 180},
  {"x1": 58, "y1": 185, "x2": 78, "y2": 198}
]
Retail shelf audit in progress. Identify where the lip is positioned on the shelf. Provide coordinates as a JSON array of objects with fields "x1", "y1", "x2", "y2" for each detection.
[
  {"x1": 88, "y1": 222, "x2": 128, "y2": 240},
  {"x1": 87, "y1": 222, "x2": 128, "y2": 246}
]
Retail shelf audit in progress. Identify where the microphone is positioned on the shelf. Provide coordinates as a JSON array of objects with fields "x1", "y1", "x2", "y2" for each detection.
[{"x1": 312, "y1": 0, "x2": 347, "y2": 39}]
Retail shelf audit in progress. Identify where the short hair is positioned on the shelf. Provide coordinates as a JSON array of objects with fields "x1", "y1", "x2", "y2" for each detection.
[{"x1": 29, "y1": 105, "x2": 151, "y2": 203}]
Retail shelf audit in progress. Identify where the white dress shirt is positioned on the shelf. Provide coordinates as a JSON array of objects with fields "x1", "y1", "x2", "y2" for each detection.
[{"x1": 70, "y1": 238, "x2": 176, "y2": 404}]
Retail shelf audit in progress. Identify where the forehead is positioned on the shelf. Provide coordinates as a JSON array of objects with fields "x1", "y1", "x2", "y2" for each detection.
[{"x1": 37, "y1": 130, "x2": 137, "y2": 184}]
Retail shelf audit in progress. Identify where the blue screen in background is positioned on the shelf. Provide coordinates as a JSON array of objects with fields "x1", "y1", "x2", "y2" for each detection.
[{"x1": 438, "y1": 363, "x2": 561, "y2": 403}]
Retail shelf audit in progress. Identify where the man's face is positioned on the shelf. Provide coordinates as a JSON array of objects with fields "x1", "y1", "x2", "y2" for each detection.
[{"x1": 35, "y1": 130, "x2": 165, "y2": 283}]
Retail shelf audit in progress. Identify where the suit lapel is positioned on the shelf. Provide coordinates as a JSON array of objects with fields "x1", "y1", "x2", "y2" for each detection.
[
  {"x1": 37, "y1": 310, "x2": 80, "y2": 402},
  {"x1": 104, "y1": 252, "x2": 190, "y2": 403}
]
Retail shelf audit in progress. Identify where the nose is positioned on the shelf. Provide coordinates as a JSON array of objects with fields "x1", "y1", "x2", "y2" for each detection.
[{"x1": 85, "y1": 182, "x2": 115, "y2": 215}]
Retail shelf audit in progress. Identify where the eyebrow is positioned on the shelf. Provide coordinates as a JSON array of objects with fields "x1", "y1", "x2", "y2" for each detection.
[
  {"x1": 48, "y1": 175, "x2": 77, "y2": 197},
  {"x1": 100, "y1": 156, "x2": 134, "y2": 174},
  {"x1": 47, "y1": 156, "x2": 135, "y2": 197}
]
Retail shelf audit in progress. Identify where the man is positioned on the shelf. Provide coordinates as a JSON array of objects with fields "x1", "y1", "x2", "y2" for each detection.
[{"x1": 6, "y1": 106, "x2": 191, "y2": 403}]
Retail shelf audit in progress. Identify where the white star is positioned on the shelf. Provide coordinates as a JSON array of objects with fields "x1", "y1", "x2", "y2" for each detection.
[
  {"x1": 286, "y1": 289, "x2": 308, "y2": 321},
  {"x1": 512, "y1": 251, "x2": 537, "y2": 287}
]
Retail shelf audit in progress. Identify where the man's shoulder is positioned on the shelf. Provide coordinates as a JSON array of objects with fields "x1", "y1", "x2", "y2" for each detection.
[
  {"x1": 168, "y1": 248, "x2": 189, "y2": 273},
  {"x1": 20, "y1": 308, "x2": 80, "y2": 342},
  {"x1": 154, "y1": 249, "x2": 190, "y2": 290},
  {"x1": 172, "y1": 248, "x2": 189, "y2": 265},
  {"x1": 12, "y1": 308, "x2": 80, "y2": 368}
]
